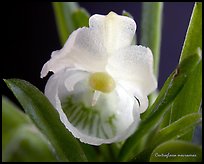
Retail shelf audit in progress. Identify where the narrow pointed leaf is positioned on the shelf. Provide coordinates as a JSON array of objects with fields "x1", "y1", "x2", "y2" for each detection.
[
  {"x1": 170, "y1": 58, "x2": 202, "y2": 140},
  {"x1": 171, "y1": 56, "x2": 202, "y2": 121},
  {"x1": 4, "y1": 79, "x2": 87, "y2": 162},
  {"x1": 154, "y1": 113, "x2": 201, "y2": 146},
  {"x1": 179, "y1": 2, "x2": 202, "y2": 63},
  {"x1": 150, "y1": 140, "x2": 202, "y2": 162},
  {"x1": 160, "y1": 2, "x2": 202, "y2": 129},
  {"x1": 169, "y1": 3, "x2": 202, "y2": 139}
]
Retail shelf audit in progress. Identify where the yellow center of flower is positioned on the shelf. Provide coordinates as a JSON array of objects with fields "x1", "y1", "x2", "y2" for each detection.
[{"x1": 89, "y1": 72, "x2": 116, "y2": 93}]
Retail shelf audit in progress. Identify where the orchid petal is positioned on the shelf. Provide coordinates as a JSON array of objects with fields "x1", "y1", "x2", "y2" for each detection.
[
  {"x1": 41, "y1": 30, "x2": 78, "y2": 78},
  {"x1": 106, "y1": 45, "x2": 157, "y2": 95},
  {"x1": 89, "y1": 12, "x2": 136, "y2": 52},
  {"x1": 41, "y1": 12, "x2": 137, "y2": 78},
  {"x1": 41, "y1": 28, "x2": 107, "y2": 78}
]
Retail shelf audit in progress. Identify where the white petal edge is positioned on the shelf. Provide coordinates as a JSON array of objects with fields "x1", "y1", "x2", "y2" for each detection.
[
  {"x1": 44, "y1": 68, "x2": 147, "y2": 145},
  {"x1": 41, "y1": 30, "x2": 79, "y2": 78},
  {"x1": 106, "y1": 45, "x2": 157, "y2": 96},
  {"x1": 41, "y1": 27, "x2": 107, "y2": 78}
]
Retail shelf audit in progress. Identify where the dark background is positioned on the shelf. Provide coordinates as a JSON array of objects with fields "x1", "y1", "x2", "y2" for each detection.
[{"x1": 2, "y1": 2, "x2": 195, "y2": 105}]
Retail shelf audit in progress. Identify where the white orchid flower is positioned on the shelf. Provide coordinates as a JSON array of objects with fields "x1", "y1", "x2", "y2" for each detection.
[{"x1": 41, "y1": 12, "x2": 157, "y2": 145}]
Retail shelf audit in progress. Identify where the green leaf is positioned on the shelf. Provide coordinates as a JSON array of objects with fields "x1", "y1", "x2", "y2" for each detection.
[
  {"x1": 142, "y1": 52, "x2": 201, "y2": 120},
  {"x1": 140, "y1": 2, "x2": 163, "y2": 78},
  {"x1": 3, "y1": 125, "x2": 57, "y2": 162},
  {"x1": 140, "y1": 2, "x2": 163, "y2": 105},
  {"x1": 170, "y1": 3, "x2": 202, "y2": 133},
  {"x1": 170, "y1": 57, "x2": 202, "y2": 140},
  {"x1": 80, "y1": 143, "x2": 101, "y2": 162},
  {"x1": 2, "y1": 96, "x2": 31, "y2": 134},
  {"x1": 150, "y1": 140, "x2": 202, "y2": 162},
  {"x1": 154, "y1": 113, "x2": 201, "y2": 146},
  {"x1": 172, "y1": 52, "x2": 202, "y2": 119},
  {"x1": 71, "y1": 8, "x2": 90, "y2": 28},
  {"x1": 52, "y1": 2, "x2": 90, "y2": 46},
  {"x1": 52, "y1": 2, "x2": 79, "y2": 45},
  {"x1": 2, "y1": 96, "x2": 31, "y2": 158},
  {"x1": 159, "y1": 105, "x2": 172, "y2": 128},
  {"x1": 131, "y1": 113, "x2": 201, "y2": 162},
  {"x1": 179, "y1": 2, "x2": 202, "y2": 63},
  {"x1": 2, "y1": 96, "x2": 56, "y2": 162},
  {"x1": 2, "y1": 96, "x2": 31, "y2": 157},
  {"x1": 118, "y1": 53, "x2": 201, "y2": 162},
  {"x1": 98, "y1": 143, "x2": 121, "y2": 162},
  {"x1": 4, "y1": 79, "x2": 87, "y2": 162},
  {"x1": 159, "y1": 2, "x2": 202, "y2": 129}
]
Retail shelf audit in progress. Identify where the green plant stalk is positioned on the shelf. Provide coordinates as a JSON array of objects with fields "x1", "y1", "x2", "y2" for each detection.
[
  {"x1": 52, "y1": 2, "x2": 78, "y2": 45},
  {"x1": 140, "y1": 2, "x2": 163, "y2": 79},
  {"x1": 140, "y1": 2, "x2": 163, "y2": 105}
]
